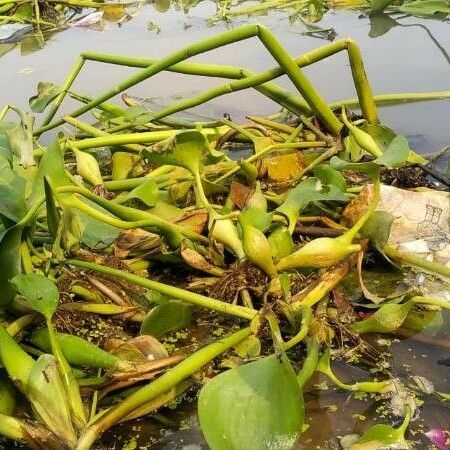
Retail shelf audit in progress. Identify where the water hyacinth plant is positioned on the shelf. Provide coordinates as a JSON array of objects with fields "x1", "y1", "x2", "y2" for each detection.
[{"x1": 0, "y1": 25, "x2": 449, "y2": 449}]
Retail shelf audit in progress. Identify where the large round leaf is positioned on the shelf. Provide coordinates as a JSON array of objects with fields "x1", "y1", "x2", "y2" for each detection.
[{"x1": 198, "y1": 354, "x2": 304, "y2": 450}]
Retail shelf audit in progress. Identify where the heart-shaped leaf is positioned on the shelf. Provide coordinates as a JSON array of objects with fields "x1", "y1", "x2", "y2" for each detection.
[
  {"x1": 198, "y1": 353, "x2": 304, "y2": 450},
  {"x1": 118, "y1": 179, "x2": 160, "y2": 207},
  {"x1": 140, "y1": 300, "x2": 192, "y2": 337},
  {"x1": 29, "y1": 82, "x2": 62, "y2": 113},
  {"x1": 374, "y1": 135, "x2": 410, "y2": 168},
  {"x1": 143, "y1": 130, "x2": 209, "y2": 174},
  {"x1": 276, "y1": 177, "x2": 347, "y2": 233},
  {"x1": 10, "y1": 273, "x2": 59, "y2": 320}
]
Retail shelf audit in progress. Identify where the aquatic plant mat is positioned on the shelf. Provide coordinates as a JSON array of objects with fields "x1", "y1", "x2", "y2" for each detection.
[{"x1": 0, "y1": 24, "x2": 449, "y2": 450}]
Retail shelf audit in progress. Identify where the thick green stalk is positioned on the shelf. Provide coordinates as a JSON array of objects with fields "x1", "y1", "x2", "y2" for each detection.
[
  {"x1": 36, "y1": 25, "x2": 341, "y2": 134},
  {"x1": 43, "y1": 56, "x2": 85, "y2": 126},
  {"x1": 57, "y1": 186, "x2": 207, "y2": 245},
  {"x1": 6, "y1": 314, "x2": 36, "y2": 337},
  {"x1": 329, "y1": 90, "x2": 450, "y2": 110},
  {"x1": 291, "y1": 261, "x2": 350, "y2": 310},
  {"x1": 75, "y1": 328, "x2": 251, "y2": 450},
  {"x1": 66, "y1": 259, "x2": 256, "y2": 320},
  {"x1": 284, "y1": 306, "x2": 312, "y2": 350},
  {"x1": 297, "y1": 337, "x2": 320, "y2": 388},
  {"x1": 63, "y1": 116, "x2": 142, "y2": 152}
]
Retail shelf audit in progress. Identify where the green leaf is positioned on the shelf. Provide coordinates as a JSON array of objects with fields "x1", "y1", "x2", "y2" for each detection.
[
  {"x1": 330, "y1": 156, "x2": 379, "y2": 177},
  {"x1": 5, "y1": 110, "x2": 35, "y2": 168},
  {"x1": 360, "y1": 210, "x2": 394, "y2": 251},
  {"x1": 26, "y1": 355, "x2": 77, "y2": 446},
  {"x1": 276, "y1": 177, "x2": 346, "y2": 233},
  {"x1": 351, "y1": 302, "x2": 413, "y2": 334},
  {"x1": 234, "y1": 335, "x2": 261, "y2": 359},
  {"x1": 143, "y1": 130, "x2": 209, "y2": 174},
  {"x1": 314, "y1": 164, "x2": 348, "y2": 191},
  {"x1": 350, "y1": 413, "x2": 410, "y2": 450},
  {"x1": 238, "y1": 207, "x2": 273, "y2": 232},
  {"x1": 28, "y1": 139, "x2": 71, "y2": 207},
  {"x1": 399, "y1": 0, "x2": 450, "y2": 15},
  {"x1": 44, "y1": 177, "x2": 60, "y2": 240},
  {"x1": 10, "y1": 273, "x2": 59, "y2": 320},
  {"x1": 403, "y1": 307, "x2": 444, "y2": 334},
  {"x1": 29, "y1": 82, "x2": 62, "y2": 113},
  {"x1": 119, "y1": 179, "x2": 160, "y2": 207},
  {"x1": 374, "y1": 135, "x2": 410, "y2": 168},
  {"x1": 0, "y1": 184, "x2": 27, "y2": 222},
  {"x1": 198, "y1": 353, "x2": 304, "y2": 450},
  {"x1": 140, "y1": 300, "x2": 192, "y2": 337}
]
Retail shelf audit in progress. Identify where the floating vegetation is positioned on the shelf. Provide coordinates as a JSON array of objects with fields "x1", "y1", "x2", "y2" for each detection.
[
  {"x1": 0, "y1": 0, "x2": 449, "y2": 48},
  {"x1": 0, "y1": 25, "x2": 449, "y2": 449}
]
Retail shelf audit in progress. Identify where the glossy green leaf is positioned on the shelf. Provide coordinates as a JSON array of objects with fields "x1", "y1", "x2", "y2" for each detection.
[
  {"x1": 351, "y1": 302, "x2": 413, "y2": 334},
  {"x1": 29, "y1": 82, "x2": 62, "y2": 113},
  {"x1": 314, "y1": 164, "x2": 348, "y2": 191},
  {"x1": 10, "y1": 273, "x2": 59, "y2": 320},
  {"x1": 199, "y1": 353, "x2": 303, "y2": 450},
  {"x1": 143, "y1": 130, "x2": 208, "y2": 174},
  {"x1": 120, "y1": 179, "x2": 160, "y2": 207},
  {"x1": 238, "y1": 207, "x2": 273, "y2": 232},
  {"x1": 28, "y1": 139, "x2": 71, "y2": 206},
  {"x1": 276, "y1": 177, "x2": 346, "y2": 233},
  {"x1": 140, "y1": 300, "x2": 192, "y2": 337},
  {"x1": 350, "y1": 412, "x2": 410, "y2": 450},
  {"x1": 374, "y1": 135, "x2": 410, "y2": 168}
]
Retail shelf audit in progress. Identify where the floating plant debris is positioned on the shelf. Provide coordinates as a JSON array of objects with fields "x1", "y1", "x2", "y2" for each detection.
[{"x1": 0, "y1": 24, "x2": 449, "y2": 450}]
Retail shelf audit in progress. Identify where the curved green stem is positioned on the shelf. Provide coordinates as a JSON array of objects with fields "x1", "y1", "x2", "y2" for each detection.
[
  {"x1": 75, "y1": 327, "x2": 251, "y2": 450},
  {"x1": 66, "y1": 259, "x2": 256, "y2": 320}
]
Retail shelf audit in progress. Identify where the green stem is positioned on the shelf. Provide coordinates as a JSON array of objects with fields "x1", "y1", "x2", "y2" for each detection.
[
  {"x1": 46, "y1": 318, "x2": 87, "y2": 427},
  {"x1": 75, "y1": 328, "x2": 251, "y2": 450},
  {"x1": 36, "y1": 24, "x2": 341, "y2": 134},
  {"x1": 297, "y1": 336, "x2": 319, "y2": 388},
  {"x1": 66, "y1": 259, "x2": 256, "y2": 320},
  {"x1": 284, "y1": 306, "x2": 312, "y2": 350},
  {"x1": 329, "y1": 90, "x2": 450, "y2": 110},
  {"x1": 384, "y1": 245, "x2": 450, "y2": 279}
]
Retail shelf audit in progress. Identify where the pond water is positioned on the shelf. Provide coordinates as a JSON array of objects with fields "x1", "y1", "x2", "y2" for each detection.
[
  {"x1": 1, "y1": 1, "x2": 450, "y2": 152},
  {"x1": 1, "y1": 2, "x2": 449, "y2": 449}
]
